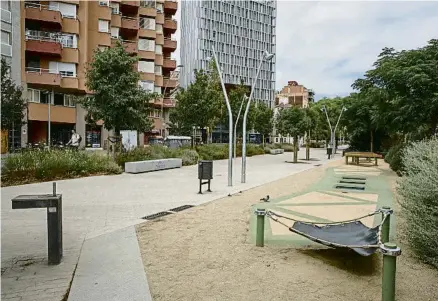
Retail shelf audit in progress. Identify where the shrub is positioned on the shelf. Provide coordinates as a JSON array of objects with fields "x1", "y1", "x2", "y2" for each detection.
[
  {"x1": 385, "y1": 143, "x2": 408, "y2": 175},
  {"x1": 2, "y1": 149, "x2": 122, "y2": 186},
  {"x1": 397, "y1": 138, "x2": 438, "y2": 268},
  {"x1": 179, "y1": 149, "x2": 199, "y2": 166},
  {"x1": 115, "y1": 147, "x2": 151, "y2": 167}
]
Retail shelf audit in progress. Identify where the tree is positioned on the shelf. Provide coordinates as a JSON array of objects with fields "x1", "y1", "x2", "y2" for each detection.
[
  {"x1": 253, "y1": 102, "x2": 274, "y2": 147},
  {"x1": 302, "y1": 106, "x2": 317, "y2": 160},
  {"x1": 81, "y1": 41, "x2": 156, "y2": 135},
  {"x1": 1, "y1": 58, "x2": 27, "y2": 149},
  {"x1": 276, "y1": 107, "x2": 306, "y2": 163},
  {"x1": 169, "y1": 67, "x2": 222, "y2": 140}
]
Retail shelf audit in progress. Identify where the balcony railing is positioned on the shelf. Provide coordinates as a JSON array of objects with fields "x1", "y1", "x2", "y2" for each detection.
[
  {"x1": 25, "y1": 29, "x2": 77, "y2": 48},
  {"x1": 24, "y1": 2, "x2": 77, "y2": 19},
  {"x1": 26, "y1": 67, "x2": 76, "y2": 78}
]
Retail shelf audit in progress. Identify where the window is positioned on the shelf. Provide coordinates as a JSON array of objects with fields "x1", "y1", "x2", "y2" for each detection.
[
  {"x1": 1, "y1": 30, "x2": 11, "y2": 45},
  {"x1": 40, "y1": 91, "x2": 52, "y2": 104},
  {"x1": 154, "y1": 86, "x2": 161, "y2": 94},
  {"x1": 64, "y1": 95, "x2": 76, "y2": 107},
  {"x1": 59, "y1": 33, "x2": 77, "y2": 48},
  {"x1": 156, "y1": 24, "x2": 163, "y2": 34},
  {"x1": 51, "y1": 2, "x2": 77, "y2": 18},
  {"x1": 154, "y1": 65, "x2": 162, "y2": 75},
  {"x1": 27, "y1": 89, "x2": 40, "y2": 103},
  {"x1": 139, "y1": 17, "x2": 155, "y2": 30},
  {"x1": 111, "y1": 27, "x2": 119, "y2": 38},
  {"x1": 138, "y1": 60, "x2": 154, "y2": 73},
  {"x1": 139, "y1": 80, "x2": 154, "y2": 92},
  {"x1": 155, "y1": 44, "x2": 162, "y2": 54},
  {"x1": 49, "y1": 61, "x2": 77, "y2": 77},
  {"x1": 149, "y1": 109, "x2": 160, "y2": 118},
  {"x1": 54, "y1": 92, "x2": 64, "y2": 106},
  {"x1": 138, "y1": 38, "x2": 154, "y2": 51},
  {"x1": 99, "y1": 0, "x2": 109, "y2": 6},
  {"x1": 156, "y1": 3, "x2": 163, "y2": 12},
  {"x1": 110, "y1": 2, "x2": 119, "y2": 14},
  {"x1": 98, "y1": 19, "x2": 109, "y2": 33},
  {"x1": 140, "y1": 0, "x2": 155, "y2": 8}
]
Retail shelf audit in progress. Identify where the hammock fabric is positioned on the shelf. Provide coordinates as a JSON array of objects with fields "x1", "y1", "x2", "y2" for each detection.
[{"x1": 291, "y1": 221, "x2": 380, "y2": 256}]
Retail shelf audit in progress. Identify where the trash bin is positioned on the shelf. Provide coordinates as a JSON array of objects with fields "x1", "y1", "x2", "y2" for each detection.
[{"x1": 198, "y1": 160, "x2": 213, "y2": 180}]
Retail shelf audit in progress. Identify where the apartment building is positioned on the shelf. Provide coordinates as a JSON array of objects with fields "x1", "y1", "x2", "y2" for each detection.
[
  {"x1": 1, "y1": 0, "x2": 22, "y2": 150},
  {"x1": 180, "y1": 0, "x2": 277, "y2": 106},
  {"x1": 20, "y1": 0, "x2": 178, "y2": 148}
]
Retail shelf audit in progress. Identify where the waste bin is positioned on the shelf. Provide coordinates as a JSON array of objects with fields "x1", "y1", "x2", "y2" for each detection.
[
  {"x1": 198, "y1": 160, "x2": 213, "y2": 180},
  {"x1": 327, "y1": 148, "x2": 333, "y2": 155}
]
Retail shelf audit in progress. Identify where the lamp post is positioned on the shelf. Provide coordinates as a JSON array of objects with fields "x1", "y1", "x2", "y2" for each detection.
[
  {"x1": 241, "y1": 50, "x2": 275, "y2": 183},
  {"x1": 321, "y1": 105, "x2": 346, "y2": 154},
  {"x1": 333, "y1": 106, "x2": 347, "y2": 153},
  {"x1": 162, "y1": 65, "x2": 183, "y2": 138},
  {"x1": 211, "y1": 46, "x2": 233, "y2": 187},
  {"x1": 234, "y1": 94, "x2": 248, "y2": 158}
]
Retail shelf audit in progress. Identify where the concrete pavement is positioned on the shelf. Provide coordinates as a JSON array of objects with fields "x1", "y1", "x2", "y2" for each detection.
[{"x1": 1, "y1": 148, "x2": 331, "y2": 301}]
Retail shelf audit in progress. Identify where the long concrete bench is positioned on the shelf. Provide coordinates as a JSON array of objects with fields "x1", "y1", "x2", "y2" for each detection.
[
  {"x1": 269, "y1": 149, "x2": 284, "y2": 155},
  {"x1": 125, "y1": 158, "x2": 183, "y2": 174}
]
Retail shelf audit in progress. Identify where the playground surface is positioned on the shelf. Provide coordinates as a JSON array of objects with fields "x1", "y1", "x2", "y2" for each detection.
[{"x1": 137, "y1": 159, "x2": 438, "y2": 301}]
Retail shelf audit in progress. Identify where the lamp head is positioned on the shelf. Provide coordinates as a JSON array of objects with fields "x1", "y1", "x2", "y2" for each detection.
[
  {"x1": 263, "y1": 50, "x2": 275, "y2": 61},
  {"x1": 176, "y1": 65, "x2": 184, "y2": 68}
]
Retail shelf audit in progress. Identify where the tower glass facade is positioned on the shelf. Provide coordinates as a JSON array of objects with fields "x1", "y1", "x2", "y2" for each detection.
[{"x1": 180, "y1": 0, "x2": 276, "y2": 107}]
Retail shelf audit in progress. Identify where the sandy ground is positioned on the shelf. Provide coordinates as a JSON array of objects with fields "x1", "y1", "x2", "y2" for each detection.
[{"x1": 136, "y1": 159, "x2": 438, "y2": 301}]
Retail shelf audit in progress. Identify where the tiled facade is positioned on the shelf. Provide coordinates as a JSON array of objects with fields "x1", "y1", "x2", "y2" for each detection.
[
  {"x1": 180, "y1": 0, "x2": 277, "y2": 107},
  {"x1": 12, "y1": 0, "x2": 177, "y2": 149}
]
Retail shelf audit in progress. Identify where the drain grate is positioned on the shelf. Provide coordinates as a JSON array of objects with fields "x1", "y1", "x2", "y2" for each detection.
[
  {"x1": 169, "y1": 205, "x2": 194, "y2": 212},
  {"x1": 335, "y1": 185, "x2": 365, "y2": 191},
  {"x1": 342, "y1": 176, "x2": 366, "y2": 181},
  {"x1": 339, "y1": 180, "x2": 366, "y2": 185},
  {"x1": 142, "y1": 211, "x2": 173, "y2": 220}
]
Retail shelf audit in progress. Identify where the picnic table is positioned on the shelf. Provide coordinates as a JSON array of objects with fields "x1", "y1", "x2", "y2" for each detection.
[{"x1": 344, "y1": 152, "x2": 383, "y2": 166}]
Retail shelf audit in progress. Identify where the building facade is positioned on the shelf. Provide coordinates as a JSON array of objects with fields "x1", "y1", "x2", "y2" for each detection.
[
  {"x1": 272, "y1": 80, "x2": 314, "y2": 144},
  {"x1": 1, "y1": 0, "x2": 22, "y2": 150},
  {"x1": 16, "y1": 0, "x2": 177, "y2": 149},
  {"x1": 180, "y1": 0, "x2": 276, "y2": 107}
]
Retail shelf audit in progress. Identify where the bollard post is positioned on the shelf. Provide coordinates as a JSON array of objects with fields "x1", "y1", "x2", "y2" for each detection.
[
  {"x1": 47, "y1": 183, "x2": 63, "y2": 265},
  {"x1": 381, "y1": 243, "x2": 401, "y2": 301},
  {"x1": 53, "y1": 182, "x2": 57, "y2": 196},
  {"x1": 255, "y1": 209, "x2": 266, "y2": 247},
  {"x1": 381, "y1": 206, "x2": 391, "y2": 244}
]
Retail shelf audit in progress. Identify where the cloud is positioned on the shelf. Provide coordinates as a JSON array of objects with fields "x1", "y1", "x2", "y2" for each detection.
[{"x1": 175, "y1": 1, "x2": 438, "y2": 100}]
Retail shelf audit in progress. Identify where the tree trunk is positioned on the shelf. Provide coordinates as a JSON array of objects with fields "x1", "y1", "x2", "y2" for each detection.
[
  {"x1": 262, "y1": 134, "x2": 265, "y2": 148},
  {"x1": 306, "y1": 130, "x2": 310, "y2": 160},
  {"x1": 293, "y1": 135, "x2": 298, "y2": 163},
  {"x1": 370, "y1": 130, "x2": 374, "y2": 153}
]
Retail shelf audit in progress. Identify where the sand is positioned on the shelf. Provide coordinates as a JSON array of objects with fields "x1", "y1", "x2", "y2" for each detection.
[{"x1": 136, "y1": 159, "x2": 438, "y2": 301}]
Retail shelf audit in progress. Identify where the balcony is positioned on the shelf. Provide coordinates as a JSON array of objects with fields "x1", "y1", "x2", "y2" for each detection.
[
  {"x1": 155, "y1": 75, "x2": 163, "y2": 86},
  {"x1": 112, "y1": 39, "x2": 138, "y2": 54},
  {"x1": 139, "y1": 28, "x2": 156, "y2": 39},
  {"x1": 61, "y1": 77, "x2": 79, "y2": 89},
  {"x1": 25, "y1": 68, "x2": 61, "y2": 86},
  {"x1": 163, "y1": 58, "x2": 176, "y2": 69},
  {"x1": 121, "y1": 1, "x2": 140, "y2": 8},
  {"x1": 164, "y1": 0, "x2": 177, "y2": 14},
  {"x1": 26, "y1": 39, "x2": 62, "y2": 56},
  {"x1": 25, "y1": 30, "x2": 78, "y2": 56},
  {"x1": 28, "y1": 102, "x2": 76, "y2": 123},
  {"x1": 163, "y1": 18, "x2": 177, "y2": 34},
  {"x1": 138, "y1": 50, "x2": 155, "y2": 60},
  {"x1": 163, "y1": 77, "x2": 177, "y2": 88},
  {"x1": 163, "y1": 97, "x2": 176, "y2": 108},
  {"x1": 121, "y1": 16, "x2": 139, "y2": 31},
  {"x1": 139, "y1": 6, "x2": 156, "y2": 17},
  {"x1": 111, "y1": 14, "x2": 122, "y2": 27},
  {"x1": 156, "y1": 12, "x2": 164, "y2": 24},
  {"x1": 25, "y1": 3, "x2": 62, "y2": 28},
  {"x1": 163, "y1": 38, "x2": 177, "y2": 51}
]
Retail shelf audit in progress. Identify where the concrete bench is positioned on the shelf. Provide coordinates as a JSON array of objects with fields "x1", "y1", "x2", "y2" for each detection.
[
  {"x1": 269, "y1": 149, "x2": 284, "y2": 155},
  {"x1": 125, "y1": 158, "x2": 183, "y2": 174}
]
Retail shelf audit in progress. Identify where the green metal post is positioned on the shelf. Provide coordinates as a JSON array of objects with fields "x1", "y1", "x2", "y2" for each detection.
[
  {"x1": 382, "y1": 243, "x2": 401, "y2": 301},
  {"x1": 255, "y1": 209, "x2": 266, "y2": 247},
  {"x1": 381, "y1": 206, "x2": 391, "y2": 244}
]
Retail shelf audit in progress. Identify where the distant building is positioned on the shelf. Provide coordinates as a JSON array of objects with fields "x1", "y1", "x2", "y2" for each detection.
[{"x1": 272, "y1": 80, "x2": 314, "y2": 144}]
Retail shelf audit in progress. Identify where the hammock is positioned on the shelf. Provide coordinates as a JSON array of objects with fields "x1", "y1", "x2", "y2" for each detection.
[{"x1": 266, "y1": 208, "x2": 392, "y2": 256}]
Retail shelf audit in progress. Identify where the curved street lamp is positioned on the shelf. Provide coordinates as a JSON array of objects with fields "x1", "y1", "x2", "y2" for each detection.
[
  {"x1": 241, "y1": 50, "x2": 275, "y2": 183},
  {"x1": 161, "y1": 64, "x2": 183, "y2": 138}
]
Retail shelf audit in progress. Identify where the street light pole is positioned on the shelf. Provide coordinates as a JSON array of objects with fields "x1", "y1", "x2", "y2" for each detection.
[
  {"x1": 333, "y1": 106, "x2": 346, "y2": 153},
  {"x1": 321, "y1": 105, "x2": 333, "y2": 150},
  {"x1": 234, "y1": 95, "x2": 247, "y2": 158},
  {"x1": 241, "y1": 50, "x2": 274, "y2": 183},
  {"x1": 211, "y1": 45, "x2": 233, "y2": 187}
]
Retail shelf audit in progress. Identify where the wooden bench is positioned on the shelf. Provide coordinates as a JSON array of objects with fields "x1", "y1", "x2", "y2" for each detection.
[
  {"x1": 345, "y1": 152, "x2": 383, "y2": 166},
  {"x1": 125, "y1": 158, "x2": 182, "y2": 174},
  {"x1": 269, "y1": 149, "x2": 284, "y2": 155}
]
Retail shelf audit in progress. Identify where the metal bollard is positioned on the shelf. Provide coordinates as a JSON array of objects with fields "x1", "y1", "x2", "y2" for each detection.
[
  {"x1": 255, "y1": 209, "x2": 266, "y2": 247},
  {"x1": 381, "y1": 206, "x2": 392, "y2": 244},
  {"x1": 381, "y1": 243, "x2": 401, "y2": 301}
]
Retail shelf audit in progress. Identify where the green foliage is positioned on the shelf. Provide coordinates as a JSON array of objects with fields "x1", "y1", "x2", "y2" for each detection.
[
  {"x1": 397, "y1": 138, "x2": 438, "y2": 268},
  {"x1": 385, "y1": 143, "x2": 408, "y2": 175},
  {"x1": 81, "y1": 41, "x2": 156, "y2": 132},
  {"x1": 253, "y1": 102, "x2": 274, "y2": 140},
  {"x1": 1, "y1": 150, "x2": 122, "y2": 186},
  {"x1": 196, "y1": 143, "x2": 264, "y2": 160},
  {"x1": 169, "y1": 67, "x2": 222, "y2": 136},
  {"x1": 1, "y1": 58, "x2": 27, "y2": 130}
]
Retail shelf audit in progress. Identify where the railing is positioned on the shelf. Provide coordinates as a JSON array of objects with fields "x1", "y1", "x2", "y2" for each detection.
[
  {"x1": 121, "y1": 15, "x2": 138, "y2": 21},
  {"x1": 25, "y1": 29, "x2": 76, "y2": 48},
  {"x1": 24, "y1": 1, "x2": 77, "y2": 19},
  {"x1": 25, "y1": 67, "x2": 76, "y2": 78},
  {"x1": 140, "y1": 0, "x2": 155, "y2": 8}
]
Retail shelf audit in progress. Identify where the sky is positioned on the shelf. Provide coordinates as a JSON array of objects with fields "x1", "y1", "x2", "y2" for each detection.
[{"x1": 173, "y1": 1, "x2": 438, "y2": 100}]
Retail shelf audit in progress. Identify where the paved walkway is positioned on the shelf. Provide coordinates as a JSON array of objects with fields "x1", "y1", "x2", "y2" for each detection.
[
  {"x1": 1, "y1": 149, "x2": 330, "y2": 301},
  {"x1": 250, "y1": 161, "x2": 395, "y2": 247}
]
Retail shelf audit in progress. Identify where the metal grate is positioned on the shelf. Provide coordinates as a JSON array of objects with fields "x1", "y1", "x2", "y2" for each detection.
[
  {"x1": 142, "y1": 211, "x2": 173, "y2": 220},
  {"x1": 169, "y1": 205, "x2": 195, "y2": 212},
  {"x1": 339, "y1": 180, "x2": 366, "y2": 185},
  {"x1": 342, "y1": 176, "x2": 366, "y2": 181},
  {"x1": 335, "y1": 185, "x2": 365, "y2": 191}
]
